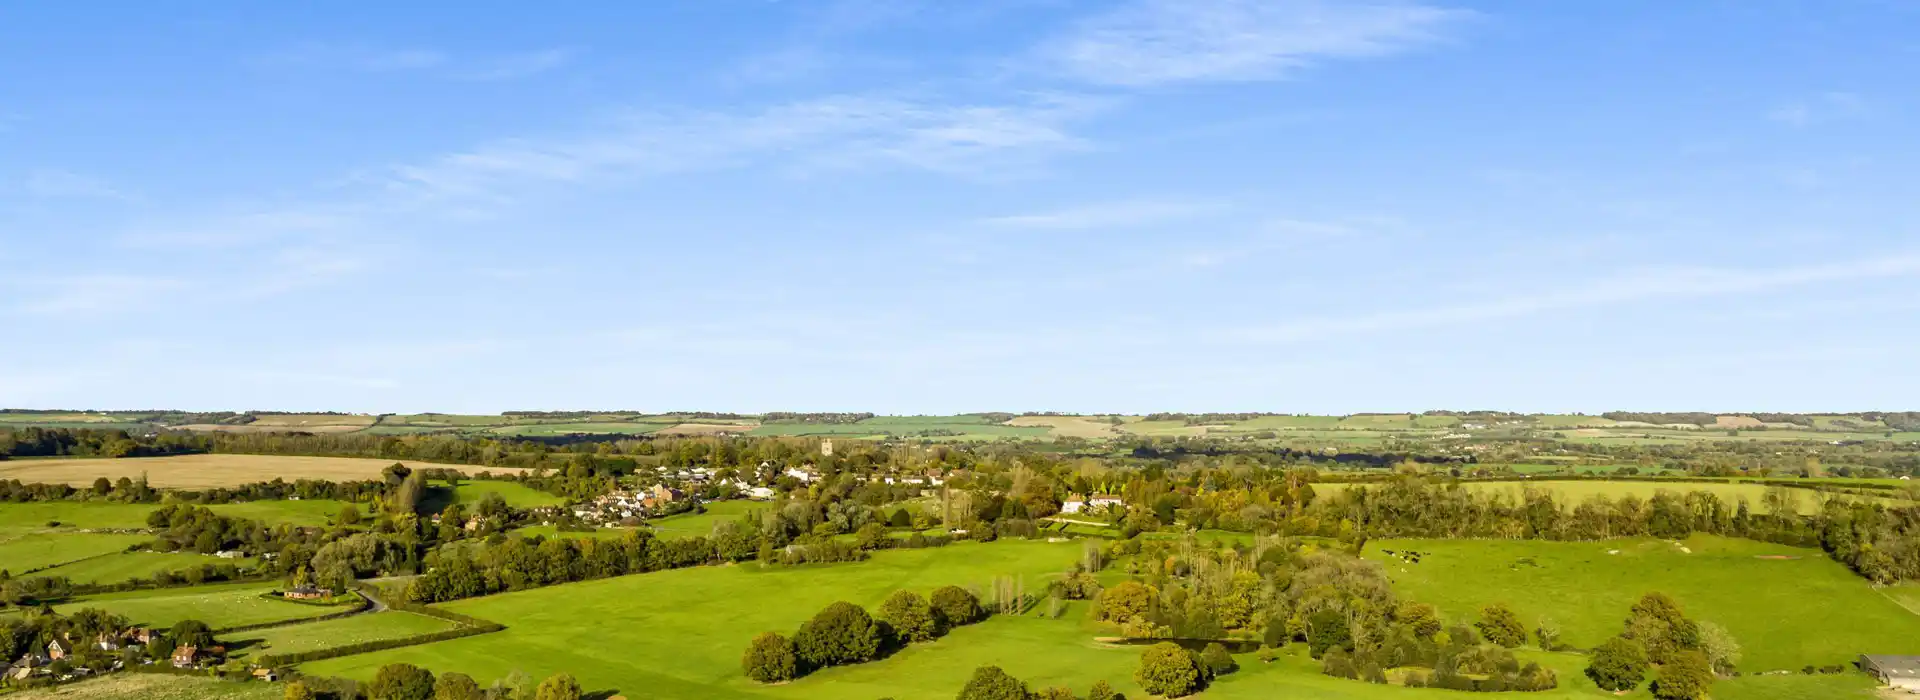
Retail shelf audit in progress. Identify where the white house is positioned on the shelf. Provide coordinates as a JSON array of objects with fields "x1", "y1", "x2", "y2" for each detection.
[{"x1": 785, "y1": 467, "x2": 815, "y2": 483}]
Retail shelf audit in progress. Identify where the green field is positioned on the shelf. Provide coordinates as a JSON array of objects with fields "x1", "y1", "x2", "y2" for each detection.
[
  {"x1": 0, "y1": 531, "x2": 149, "y2": 574},
  {"x1": 229, "y1": 611, "x2": 459, "y2": 659},
  {"x1": 0, "y1": 501, "x2": 158, "y2": 529},
  {"x1": 32, "y1": 551, "x2": 257, "y2": 584},
  {"x1": 300, "y1": 541, "x2": 1086, "y2": 698},
  {"x1": 451, "y1": 480, "x2": 565, "y2": 507},
  {"x1": 207, "y1": 498, "x2": 360, "y2": 526},
  {"x1": 53, "y1": 583, "x2": 359, "y2": 629},
  {"x1": 1315, "y1": 480, "x2": 1898, "y2": 516},
  {"x1": 487, "y1": 422, "x2": 674, "y2": 436},
  {"x1": 647, "y1": 500, "x2": 766, "y2": 539},
  {"x1": 1362, "y1": 535, "x2": 1920, "y2": 671},
  {"x1": 298, "y1": 537, "x2": 1877, "y2": 700}
]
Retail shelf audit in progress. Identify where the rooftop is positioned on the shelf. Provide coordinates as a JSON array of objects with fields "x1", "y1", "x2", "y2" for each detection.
[{"x1": 1863, "y1": 655, "x2": 1920, "y2": 678}]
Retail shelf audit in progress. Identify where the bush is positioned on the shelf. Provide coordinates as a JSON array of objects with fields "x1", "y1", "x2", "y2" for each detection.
[
  {"x1": 1306, "y1": 609, "x2": 1352, "y2": 658},
  {"x1": 743, "y1": 631, "x2": 799, "y2": 683},
  {"x1": 931, "y1": 585, "x2": 984, "y2": 627},
  {"x1": 433, "y1": 673, "x2": 481, "y2": 700},
  {"x1": 1475, "y1": 603, "x2": 1527, "y2": 648},
  {"x1": 370, "y1": 663, "x2": 436, "y2": 700},
  {"x1": 1086, "y1": 679, "x2": 1122, "y2": 700},
  {"x1": 879, "y1": 590, "x2": 939, "y2": 643},
  {"x1": 534, "y1": 672, "x2": 581, "y2": 700},
  {"x1": 1136, "y1": 642, "x2": 1202, "y2": 697},
  {"x1": 1651, "y1": 650, "x2": 1714, "y2": 700},
  {"x1": 1585, "y1": 636, "x2": 1649, "y2": 692},
  {"x1": 794, "y1": 601, "x2": 885, "y2": 669},
  {"x1": 1200, "y1": 643, "x2": 1238, "y2": 677},
  {"x1": 958, "y1": 665, "x2": 1032, "y2": 700},
  {"x1": 1096, "y1": 581, "x2": 1157, "y2": 623}
]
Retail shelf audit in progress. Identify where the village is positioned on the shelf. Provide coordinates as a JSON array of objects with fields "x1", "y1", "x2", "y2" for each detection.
[{"x1": 4, "y1": 624, "x2": 221, "y2": 685}]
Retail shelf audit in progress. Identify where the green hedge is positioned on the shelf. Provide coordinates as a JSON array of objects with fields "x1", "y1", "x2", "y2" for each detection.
[{"x1": 255, "y1": 621, "x2": 503, "y2": 666}]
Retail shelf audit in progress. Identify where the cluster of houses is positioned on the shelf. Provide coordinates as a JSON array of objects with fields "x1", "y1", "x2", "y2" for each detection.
[{"x1": 2, "y1": 628, "x2": 213, "y2": 684}]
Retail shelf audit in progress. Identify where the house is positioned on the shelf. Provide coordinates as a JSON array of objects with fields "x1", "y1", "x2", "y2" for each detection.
[
  {"x1": 1061, "y1": 495, "x2": 1123, "y2": 514},
  {"x1": 214, "y1": 549, "x2": 246, "y2": 559},
  {"x1": 171, "y1": 645, "x2": 198, "y2": 668},
  {"x1": 284, "y1": 586, "x2": 334, "y2": 600},
  {"x1": 47, "y1": 637, "x2": 71, "y2": 661},
  {"x1": 95, "y1": 633, "x2": 120, "y2": 651},
  {"x1": 1862, "y1": 655, "x2": 1920, "y2": 692},
  {"x1": 785, "y1": 467, "x2": 815, "y2": 483},
  {"x1": 747, "y1": 486, "x2": 776, "y2": 501},
  {"x1": 252, "y1": 667, "x2": 279, "y2": 682},
  {"x1": 125, "y1": 627, "x2": 156, "y2": 645}
]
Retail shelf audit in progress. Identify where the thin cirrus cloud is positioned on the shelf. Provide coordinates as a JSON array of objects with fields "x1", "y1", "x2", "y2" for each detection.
[
  {"x1": 1034, "y1": 0, "x2": 1469, "y2": 87},
  {"x1": 980, "y1": 198, "x2": 1226, "y2": 230},
  {"x1": 1767, "y1": 92, "x2": 1869, "y2": 127},
  {"x1": 255, "y1": 43, "x2": 571, "y2": 80},
  {"x1": 380, "y1": 93, "x2": 1108, "y2": 203},
  {"x1": 1224, "y1": 254, "x2": 1920, "y2": 344}
]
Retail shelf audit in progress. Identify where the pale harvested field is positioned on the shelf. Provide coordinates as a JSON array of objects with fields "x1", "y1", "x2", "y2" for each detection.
[
  {"x1": 0, "y1": 454, "x2": 513, "y2": 488},
  {"x1": 1006, "y1": 415, "x2": 1119, "y2": 438},
  {"x1": 654, "y1": 422, "x2": 759, "y2": 436}
]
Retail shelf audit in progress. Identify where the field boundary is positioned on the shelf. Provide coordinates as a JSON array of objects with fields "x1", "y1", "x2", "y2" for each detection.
[{"x1": 214, "y1": 591, "x2": 372, "y2": 635}]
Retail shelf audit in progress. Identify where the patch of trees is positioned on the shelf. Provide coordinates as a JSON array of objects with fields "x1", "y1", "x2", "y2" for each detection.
[
  {"x1": 742, "y1": 587, "x2": 988, "y2": 683},
  {"x1": 1135, "y1": 641, "x2": 1239, "y2": 697},
  {"x1": 405, "y1": 530, "x2": 730, "y2": 603},
  {"x1": 952, "y1": 665, "x2": 1125, "y2": 700},
  {"x1": 1583, "y1": 593, "x2": 1733, "y2": 699}
]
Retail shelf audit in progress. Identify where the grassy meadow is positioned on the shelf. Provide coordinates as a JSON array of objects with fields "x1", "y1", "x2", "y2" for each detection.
[
  {"x1": 52, "y1": 582, "x2": 358, "y2": 629},
  {"x1": 1361, "y1": 535, "x2": 1920, "y2": 671},
  {"x1": 450, "y1": 479, "x2": 565, "y2": 507},
  {"x1": 1314, "y1": 480, "x2": 1899, "y2": 516},
  {"x1": 30, "y1": 550, "x2": 257, "y2": 584},
  {"x1": 300, "y1": 541, "x2": 1086, "y2": 697},
  {"x1": 646, "y1": 499, "x2": 766, "y2": 539},
  {"x1": 229, "y1": 610, "x2": 459, "y2": 659},
  {"x1": 0, "y1": 531, "x2": 149, "y2": 573}
]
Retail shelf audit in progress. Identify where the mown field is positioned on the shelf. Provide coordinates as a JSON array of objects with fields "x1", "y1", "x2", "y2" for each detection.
[
  {"x1": 1361, "y1": 535, "x2": 1920, "y2": 671},
  {"x1": 0, "y1": 454, "x2": 482, "y2": 488},
  {"x1": 228, "y1": 610, "x2": 459, "y2": 660},
  {"x1": 51, "y1": 582, "x2": 359, "y2": 629}
]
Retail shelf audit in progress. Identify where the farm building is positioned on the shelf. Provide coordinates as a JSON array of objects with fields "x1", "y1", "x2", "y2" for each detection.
[
  {"x1": 284, "y1": 586, "x2": 334, "y2": 600},
  {"x1": 1061, "y1": 495, "x2": 1124, "y2": 514},
  {"x1": 1862, "y1": 655, "x2": 1920, "y2": 692}
]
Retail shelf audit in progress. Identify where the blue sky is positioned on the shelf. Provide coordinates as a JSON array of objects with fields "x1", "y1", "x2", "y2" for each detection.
[{"x1": 3, "y1": 0, "x2": 1917, "y2": 415}]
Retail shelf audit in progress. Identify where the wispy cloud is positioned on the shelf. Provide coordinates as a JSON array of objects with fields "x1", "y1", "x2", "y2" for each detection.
[
  {"x1": 259, "y1": 43, "x2": 448, "y2": 72},
  {"x1": 982, "y1": 198, "x2": 1225, "y2": 230},
  {"x1": 255, "y1": 43, "x2": 571, "y2": 80},
  {"x1": 381, "y1": 93, "x2": 1107, "y2": 203},
  {"x1": 1767, "y1": 91, "x2": 1870, "y2": 127},
  {"x1": 20, "y1": 169, "x2": 130, "y2": 200},
  {"x1": 1226, "y1": 254, "x2": 1920, "y2": 343},
  {"x1": 3, "y1": 274, "x2": 184, "y2": 315},
  {"x1": 1034, "y1": 0, "x2": 1467, "y2": 87},
  {"x1": 460, "y1": 49, "x2": 576, "y2": 81}
]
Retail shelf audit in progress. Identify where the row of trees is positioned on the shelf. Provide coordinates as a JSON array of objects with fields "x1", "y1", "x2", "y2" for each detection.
[
  {"x1": 404, "y1": 530, "x2": 734, "y2": 603},
  {"x1": 292, "y1": 663, "x2": 582, "y2": 700},
  {"x1": 742, "y1": 587, "x2": 988, "y2": 683}
]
